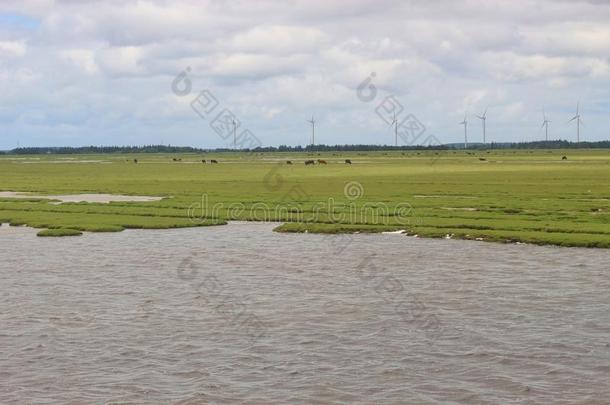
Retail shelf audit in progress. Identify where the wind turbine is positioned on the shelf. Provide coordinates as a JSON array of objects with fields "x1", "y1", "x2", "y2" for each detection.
[
  {"x1": 307, "y1": 115, "x2": 316, "y2": 145},
  {"x1": 459, "y1": 113, "x2": 468, "y2": 149},
  {"x1": 568, "y1": 102, "x2": 583, "y2": 143},
  {"x1": 231, "y1": 119, "x2": 237, "y2": 149},
  {"x1": 541, "y1": 109, "x2": 550, "y2": 141},
  {"x1": 390, "y1": 112, "x2": 398, "y2": 147},
  {"x1": 476, "y1": 108, "x2": 487, "y2": 144}
]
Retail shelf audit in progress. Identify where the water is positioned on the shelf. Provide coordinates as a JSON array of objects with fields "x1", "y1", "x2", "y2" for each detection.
[{"x1": 1, "y1": 222, "x2": 609, "y2": 403}]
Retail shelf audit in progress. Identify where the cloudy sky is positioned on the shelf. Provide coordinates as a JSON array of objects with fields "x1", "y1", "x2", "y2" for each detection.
[{"x1": 1, "y1": 0, "x2": 609, "y2": 149}]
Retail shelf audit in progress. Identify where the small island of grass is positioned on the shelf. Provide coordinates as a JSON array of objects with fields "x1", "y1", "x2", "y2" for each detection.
[{"x1": 37, "y1": 228, "x2": 84, "y2": 237}]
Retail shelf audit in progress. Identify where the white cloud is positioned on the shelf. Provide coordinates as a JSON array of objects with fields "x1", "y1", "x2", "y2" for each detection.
[
  {"x1": 59, "y1": 49, "x2": 99, "y2": 74},
  {"x1": 1, "y1": 0, "x2": 610, "y2": 148},
  {"x1": 97, "y1": 46, "x2": 145, "y2": 76},
  {"x1": 229, "y1": 25, "x2": 327, "y2": 53},
  {"x1": 0, "y1": 40, "x2": 26, "y2": 57}
]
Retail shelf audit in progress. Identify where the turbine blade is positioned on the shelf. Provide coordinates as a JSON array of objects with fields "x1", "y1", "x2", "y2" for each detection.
[{"x1": 568, "y1": 116, "x2": 578, "y2": 123}]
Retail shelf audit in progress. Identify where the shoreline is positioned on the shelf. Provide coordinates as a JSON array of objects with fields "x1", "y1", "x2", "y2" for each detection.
[{"x1": 2, "y1": 220, "x2": 609, "y2": 250}]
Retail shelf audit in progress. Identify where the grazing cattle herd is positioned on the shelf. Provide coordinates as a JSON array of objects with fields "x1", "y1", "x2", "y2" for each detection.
[
  {"x1": 130, "y1": 153, "x2": 540, "y2": 166},
  {"x1": 136, "y1": 157, "x2": 360, "y2": 165}
]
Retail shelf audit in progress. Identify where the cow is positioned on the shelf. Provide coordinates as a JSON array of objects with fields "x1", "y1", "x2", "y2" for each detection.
[
  {"x1": 210, "y1": 159, "x2": 218, "y2": 164},
  {"x1": 133, "y1": 159, "x2": 138, "y2": 164},
  {"x1": 562, "y1": 156, "x2": 567, "y2": 160},
  {"x1": 305, "y1": 160, "x2": 315, "y2": 165},
  {"x1": 479, "y1": 158, "x2": 486, "y2": 161},
  {"x1": 345, "y1": 159, "x2": 352, "y2": 164},
  {"x1": 202, "y1": 159, "x2": 206, "y2": 164},
  {"x1": 317, "y1": 159, "x2": 327, "y2": 165},
  {"x1": 286, "y1": 160, "x2": 293, "y2": 165}
]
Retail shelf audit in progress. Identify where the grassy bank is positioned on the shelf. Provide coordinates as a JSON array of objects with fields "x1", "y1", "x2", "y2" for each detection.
[{"x1": 1, "y1": 149, "x2": 610, "y2": 247}]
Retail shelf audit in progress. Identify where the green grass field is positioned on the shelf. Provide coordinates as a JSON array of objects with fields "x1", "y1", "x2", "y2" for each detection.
[{"x1": 1, "y1": 149, "x2": 610, "y2": 247}]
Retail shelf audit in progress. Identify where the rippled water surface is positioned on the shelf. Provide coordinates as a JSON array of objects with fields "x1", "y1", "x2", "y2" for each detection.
[{"x1": 1, "y1": 222, "x2": 609, "y2": 403}]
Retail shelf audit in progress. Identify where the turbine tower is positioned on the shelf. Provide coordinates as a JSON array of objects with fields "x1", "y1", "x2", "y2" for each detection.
[
  {"x1": 476, "y1": 108, "x2": 487, "y2": 144},
  {"x1": 390, "y1": 112, "x2": 398, "y2": 147},
  {"x1": 307, "y1": 115, "x2": 316, "y2": 145},
  {"x1": 231, "y1": 119, "x2": 237, "y2": 149},
  {"x1": 541, "y1": 109, "x2": 550, "y2": 141},
  {"x1": 568, "y1": 102, "x2": 583, "y2": 143},
  {"x1": 459, "y1": 113, "x2": 468, "y2": 149}
]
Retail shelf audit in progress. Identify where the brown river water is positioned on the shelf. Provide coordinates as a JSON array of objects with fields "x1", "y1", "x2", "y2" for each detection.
[{"x1": 1, "y1": 222, "x2": 609, "y2": 404}]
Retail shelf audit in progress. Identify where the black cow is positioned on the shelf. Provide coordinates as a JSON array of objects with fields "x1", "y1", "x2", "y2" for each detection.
[
  {"x1": 202, "y1": 159, "x2": 206, "y2": 163},
  {"x1": 210, "y1": 159, "x2": 218, "y2": 164},
  {"x1": 305, "y1": 160, "x2": 315, "y2": 165},
  {"x1": 286, "y1": 160, "x2": 293, "y2": 165},
  {"x1": 345, "y1": 159, "x2": 352, "y2": 164}
]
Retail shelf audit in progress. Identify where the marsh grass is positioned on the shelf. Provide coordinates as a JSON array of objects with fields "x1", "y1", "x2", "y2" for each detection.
[
  {"x1": 37, "y1": 228, "x2": 83, "y2": 237},
  {"x1": 1, "y1": 149, "x2": 610, "y2": 246}
]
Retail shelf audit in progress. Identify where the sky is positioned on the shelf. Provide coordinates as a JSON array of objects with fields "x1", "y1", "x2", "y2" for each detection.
[{"x1": 1, "y1": 0, "x2": 610, "y2": 149}]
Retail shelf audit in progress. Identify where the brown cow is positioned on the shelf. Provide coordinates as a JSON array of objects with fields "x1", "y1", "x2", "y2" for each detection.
[{"x1": 317, "y1": 159, "x2": 327, "y2": 165}]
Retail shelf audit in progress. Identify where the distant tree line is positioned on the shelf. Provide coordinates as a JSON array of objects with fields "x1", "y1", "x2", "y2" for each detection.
[
  {"x1": 464, "y1": 140, "x2": 610, "y2": 150},
  {"x1": 2, "y1": 145, "x2": 202, "y2": 155},
  {"x1": 2, "y1": 140, "x2": 610, "y2": 155}
]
